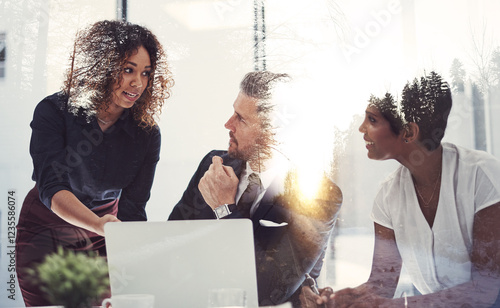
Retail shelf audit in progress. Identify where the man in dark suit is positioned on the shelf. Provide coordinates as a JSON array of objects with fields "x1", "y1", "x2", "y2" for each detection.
[{"x1": 168, "y1": 71, "x2": 342, "y2": 306}]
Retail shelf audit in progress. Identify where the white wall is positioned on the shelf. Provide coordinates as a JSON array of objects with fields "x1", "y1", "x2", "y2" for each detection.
[{"x1": 127, "y1": 0, "x2": 255, "y2": 220}]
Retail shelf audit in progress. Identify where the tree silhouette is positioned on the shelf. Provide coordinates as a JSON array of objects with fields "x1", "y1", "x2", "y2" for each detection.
[
  {"x1": 490, "y1": 47, "x2": 500, "y2": 91},
  {"x1": 471, "y1": 82, "x2": 487, "y2": 151},
  {"x1": 449, "y1": 58, "x2": 466, "y2": 93}
]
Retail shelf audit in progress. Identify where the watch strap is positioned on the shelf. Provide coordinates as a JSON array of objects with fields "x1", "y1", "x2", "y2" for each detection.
[{"x1": 213, "y1": 203, "x2": 236, "y2": 219}]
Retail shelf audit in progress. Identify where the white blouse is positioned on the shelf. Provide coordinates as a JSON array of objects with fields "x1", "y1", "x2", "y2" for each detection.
[{"x1": 371, "y1": 143, "x2": 500, "y2": 294}]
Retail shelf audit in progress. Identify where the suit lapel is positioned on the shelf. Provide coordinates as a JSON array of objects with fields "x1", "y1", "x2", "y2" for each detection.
[
  {"x1": 252, "y1": 175, "x2": 288, "y2": 231},
  {"x1": 221, "y1": 153, "x2": 244, "y2": 177},
  {"x1": 220, "y1": 153, "x2": 290, "y2": 230}
]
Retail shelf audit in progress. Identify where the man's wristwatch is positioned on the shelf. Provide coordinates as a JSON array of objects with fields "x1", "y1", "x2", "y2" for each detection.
[{"x1": 213, "y1": 203, "x2": 236, "y2": 219}]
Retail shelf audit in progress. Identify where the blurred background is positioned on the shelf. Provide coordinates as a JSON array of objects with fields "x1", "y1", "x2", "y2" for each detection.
[{"x1": 1, "y1": 0, "x2": 500, "y2": 306}]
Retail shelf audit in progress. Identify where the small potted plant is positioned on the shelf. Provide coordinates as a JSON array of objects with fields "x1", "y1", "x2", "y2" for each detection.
[{"x1": 28, "y1": 247, "x2": 110, "y2": 308}]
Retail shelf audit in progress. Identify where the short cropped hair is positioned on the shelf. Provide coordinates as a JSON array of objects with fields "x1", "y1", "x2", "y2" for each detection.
[
  {"x1": 368, "y1": 93, "x2": 403, "y2": 136},
  {"x1": 240, "y1": 71, "x2": 290, "y2": 113},
  {"x1": 369, "y1": 71, "x2": 452, "y2": 151},
  {"x1": 238, "y1": 71, "x2": 291, "y2": 163},
  {"x1": 240, "y1": 71, "x2": 290, "y2": 132},
  {"x1": 400, "y1": 71, "x2": 452, "y2": 151}
]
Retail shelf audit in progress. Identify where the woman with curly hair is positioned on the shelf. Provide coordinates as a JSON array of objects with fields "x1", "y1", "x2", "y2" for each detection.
[
  {"x1": 301, "y1": 72, "x2": 500, "y2": 307},
  {"x1": 15, "y1": 20, "x2": 174, "y2": 306}
]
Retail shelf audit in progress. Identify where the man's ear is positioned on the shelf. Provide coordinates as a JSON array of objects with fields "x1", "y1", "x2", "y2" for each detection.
[{"x1": 403, "y1": 123, "x2": 419, "y2": 143}]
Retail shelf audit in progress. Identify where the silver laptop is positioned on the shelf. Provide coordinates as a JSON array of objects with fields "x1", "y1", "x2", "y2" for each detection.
[{"x1": 104, "y1": 219, "x2": 259, "y2": 308}]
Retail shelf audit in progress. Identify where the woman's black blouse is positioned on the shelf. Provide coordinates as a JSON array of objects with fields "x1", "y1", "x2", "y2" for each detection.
[{"x1": 29, "y1": 92, "x2": 161, "y2": 221}]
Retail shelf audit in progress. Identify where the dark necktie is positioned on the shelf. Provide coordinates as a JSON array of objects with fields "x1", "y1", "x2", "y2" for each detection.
[{"x1": 237, "y1": 173, "x2": 261, "y2": 218}]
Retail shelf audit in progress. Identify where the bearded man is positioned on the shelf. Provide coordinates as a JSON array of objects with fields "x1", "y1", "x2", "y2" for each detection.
[{"x1": 168, "y1": 71, "x2": 342, "y2": 307}]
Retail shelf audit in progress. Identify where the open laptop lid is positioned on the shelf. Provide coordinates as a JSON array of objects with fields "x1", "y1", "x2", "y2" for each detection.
[{"x1": 104, "y1": 219, "x2": 259, "y2": 308}]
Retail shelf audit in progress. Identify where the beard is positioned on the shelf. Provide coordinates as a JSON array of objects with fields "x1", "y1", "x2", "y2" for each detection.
[
  {"x1": 227, "y1": 131, "x2": 275, "y2": 170},
  {"x1": 228, "y1": 144, "x2": 263, "y2": 162},
  {"x1": 227, "y1": 134, "x2": 254, "y2": 161}
]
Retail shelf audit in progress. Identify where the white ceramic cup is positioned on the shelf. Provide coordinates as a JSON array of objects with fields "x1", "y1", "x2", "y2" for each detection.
[
  {"x1": 208, "y1": 288, "x2": 247, "y2": 308},
  {"x1": 101, "y1": 294, "x2": 155, "y2": 308}
]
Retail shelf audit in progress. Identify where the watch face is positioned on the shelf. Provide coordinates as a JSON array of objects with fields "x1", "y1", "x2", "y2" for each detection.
[{"x1": 215, "y1": 204, "x2": 230, "y2": 218}]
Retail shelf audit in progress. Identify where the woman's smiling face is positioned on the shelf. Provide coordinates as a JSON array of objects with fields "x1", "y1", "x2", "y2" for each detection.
[
  {"x1": 110, "y1": 45, "x2": 152, "y2": 111},
  {"x1": 359, "y1": 105, "x2": 404, "y2": 160}
]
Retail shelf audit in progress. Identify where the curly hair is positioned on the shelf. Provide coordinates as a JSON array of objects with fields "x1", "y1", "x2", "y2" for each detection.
[
  {"x1": 62, "y1": 20, "x2": 174, "y2": 129},
  {"x1": 369, "y1": 71, "x2": 452, "y2": 151}
]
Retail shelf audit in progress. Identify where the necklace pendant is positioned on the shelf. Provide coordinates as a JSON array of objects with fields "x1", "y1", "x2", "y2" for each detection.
[
  {"x1": 414, "y1": 171, "x2": 441, "y2": 208},
  {"x1": 97, "y1": 117, "x2": 111, "y2": 125}
]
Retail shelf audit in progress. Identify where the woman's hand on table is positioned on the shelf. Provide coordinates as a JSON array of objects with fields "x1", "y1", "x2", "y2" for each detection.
[
  {"x1": 299, "y1": 286, "x2": 335, "y2": 307},
  {"x1": 300, "y1": 284, "x2": 391, "y2": 308},
  {"x1": 329, "y1": 286, "x2": 389, "y2": 308},
  {"x1": 96, "y1": 214, "x2": 121, "y2": 236}
]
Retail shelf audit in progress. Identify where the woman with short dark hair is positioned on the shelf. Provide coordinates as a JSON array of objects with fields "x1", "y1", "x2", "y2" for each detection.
[{"x1": 301, "y1": 72, "x2": 500, "y2": 307}]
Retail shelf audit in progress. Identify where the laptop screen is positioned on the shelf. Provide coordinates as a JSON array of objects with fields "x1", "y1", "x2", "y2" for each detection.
[{"x1": 104, "y1": 219, "x2": 259, "y2": 308}]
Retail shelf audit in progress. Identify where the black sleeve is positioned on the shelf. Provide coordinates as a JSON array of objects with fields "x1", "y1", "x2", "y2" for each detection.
[
  {"x1": 118, "y1": 126, "x2": 161, "y2": 221},
  {"x1": 168, "y1": 150, "x2": 227, "y2": 220},
  {"x1": 256, "y1": 179, "x2": 343, "y2": 306},
  {"x1": 29, "y1": 94, "x2": 73, "y2": 208}
]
